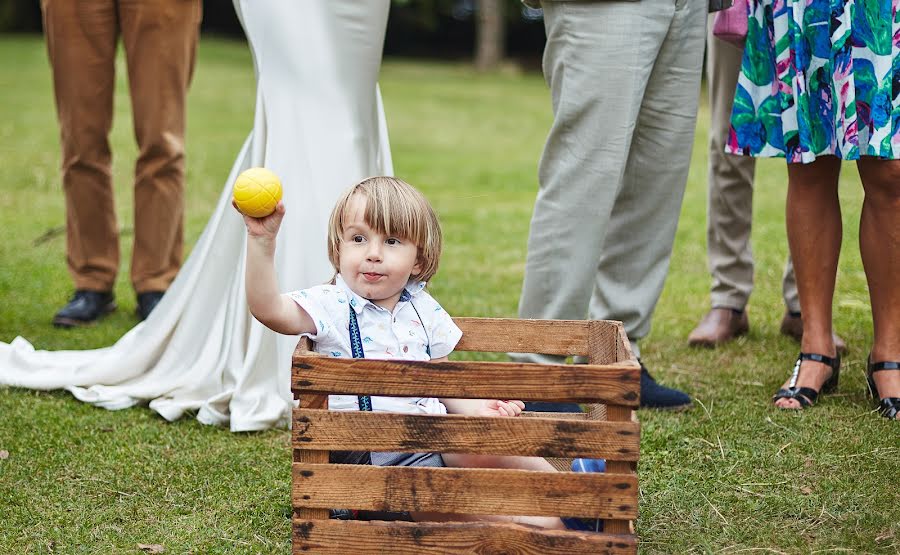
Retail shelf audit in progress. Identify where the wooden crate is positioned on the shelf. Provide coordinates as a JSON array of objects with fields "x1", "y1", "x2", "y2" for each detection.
[{"x1": 291, "y1": 318, "x2": 640, "y2": 554}]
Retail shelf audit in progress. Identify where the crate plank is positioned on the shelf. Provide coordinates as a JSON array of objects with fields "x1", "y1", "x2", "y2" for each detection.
[
  {"x1": 293, "y1": 409, "x2": 640, "y2": 460},
  {"x1": 291, "y1": 359, "x2": 640, "y2": 406},
  {"x1": 292, "y1": 463, "x2": 638, "y2": 519},
  {"x1": 294, "y1": 392, "x2": 329, "y2": 520},
  {"x1": 590, "y1": 320, "x2": 636, "y2": 535},
  {"x1": 453, "y1": 318, "x2": 602, "y2": 356},
  {"x1": 292, "y1": 519, "x2": 637, "y2": 555}
]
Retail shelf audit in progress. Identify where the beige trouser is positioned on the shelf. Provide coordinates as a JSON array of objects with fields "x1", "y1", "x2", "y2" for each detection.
[
  {"x1": 41, "y1": 0, "x2": 202, "y2": 293},
  {"x1": 517, "y1": 0, "x2": 707, "y2": 359},
  {"x1": 705, "y1": 20, "x2": 799, "y2": 313}
]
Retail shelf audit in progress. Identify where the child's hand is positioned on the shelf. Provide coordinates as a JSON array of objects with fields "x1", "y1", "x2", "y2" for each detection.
[
  {"x1": 234, "y1": 200, "x2": 285, "y2": 239},
  {"x1": 477, "y1": 399, "x2": 525, "y2": 417}
]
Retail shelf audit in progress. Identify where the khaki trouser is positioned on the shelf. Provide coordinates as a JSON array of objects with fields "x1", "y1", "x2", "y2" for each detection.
[
  {"x1": 705, "y1": 20, "x2": 799, "y2": 313},
  {"x1": 516, "y1": 0, "x2": 707, "y2": 359},
  {"x1": 41, "y1": 0, "x2": 201, "y2": 293}
]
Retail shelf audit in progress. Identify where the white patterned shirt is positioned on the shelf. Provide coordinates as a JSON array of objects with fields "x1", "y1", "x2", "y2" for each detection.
[{"x1": 288, "y1": 274, "x2": 462, "y2": 414}]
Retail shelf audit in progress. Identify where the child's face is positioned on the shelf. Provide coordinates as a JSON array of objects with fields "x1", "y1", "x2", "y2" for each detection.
[{"x1": 338, "y1": 194, "x2": 422, "y2": 311}]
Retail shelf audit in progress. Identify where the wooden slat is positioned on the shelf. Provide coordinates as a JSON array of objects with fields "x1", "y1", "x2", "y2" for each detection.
[
  {"x1": 453, "y1": 317, "x2": 608, "y2": 356},
  {"x1": 291, "y1": 359, "x2": 640, "y2": 406},
  {"x1": 292, "y1": 463, "x2": 638, "y2": 519},
  {"x1": 589, "y1": 320, "x2": 635, "y2": 536},
  {"x1": 294, "y1": 391, "x2": 329, "y2": 520},
  {"x1": 293, "y1": 408, "x2": 640, "y2": 460},
  {"x1": 292, "y1": 519, "x2": 637, "y2": 555},
  {"x1": 613, "y1": 322, "x2": 635, "y2": 364}
]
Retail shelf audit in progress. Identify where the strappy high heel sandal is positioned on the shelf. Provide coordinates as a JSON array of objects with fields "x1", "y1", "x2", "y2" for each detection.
[
  {"x1": 772, "y1": 352, "x2": 840, "y2": 409},
  {"x1": 866, "y1": 356, "x2": 900, "y2": 420}
]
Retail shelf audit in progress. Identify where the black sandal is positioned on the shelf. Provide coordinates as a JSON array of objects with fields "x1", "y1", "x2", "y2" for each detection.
[
  {"x1": 866, "y1": 356, "x2": 900, "y2": 420},
  {"x1": 773, "y1": 352, "x2": 840, "y2": 408}
]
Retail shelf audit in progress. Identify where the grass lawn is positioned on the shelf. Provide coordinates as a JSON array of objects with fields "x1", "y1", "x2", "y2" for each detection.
[{"x1": 0, "y1": 35, "x2": 897, "y2": 553}]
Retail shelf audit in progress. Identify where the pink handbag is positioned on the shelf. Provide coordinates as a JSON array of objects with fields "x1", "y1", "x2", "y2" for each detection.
[{"x1": 713, "y1": 0, "x2": 749, "y2": 47}]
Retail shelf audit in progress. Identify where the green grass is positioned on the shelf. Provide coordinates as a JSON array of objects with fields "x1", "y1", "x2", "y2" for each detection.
[{"x1": 0, "y1": 35, "x2": 897, "y2": 553}]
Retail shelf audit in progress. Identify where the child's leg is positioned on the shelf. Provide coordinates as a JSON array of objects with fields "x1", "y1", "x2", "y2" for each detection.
[
  {"x1": 409, "y1": 510, "x2": 566, "y2": 530},
  {"x1": 442, "y1": 453, "x2": 557, "y2": 472},
  {"x1": 433, "y1": 453, "x2": 565, "y2": 529},
  {"x1": 374, "y1": 452, "x2": 565, "y2": 529}
]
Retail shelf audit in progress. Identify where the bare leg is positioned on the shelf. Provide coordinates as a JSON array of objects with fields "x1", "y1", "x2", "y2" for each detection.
[
  {"x1": 412, "y1": 454, "x2": 565, "y2": 529},
  {"x1": 856, "y1": 158, "x2": 900, "y2": 417},
  {"x1": 442, "y1": 453, "x2": 558, "y2": 472},
  {"x1": 776, "y1": 157, "x2": 842, "y2": 409}
]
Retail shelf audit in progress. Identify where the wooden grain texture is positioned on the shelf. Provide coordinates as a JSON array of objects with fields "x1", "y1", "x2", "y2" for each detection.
[
  {"x1": 613, "y1": 322, "x2": 636, "y2": 364},
  {"x1": 292, "y1": 408, "x2": 640, "y2": 460},
  {"x1": 294, "y1": 389, "x2": 329, "y2": 520},
  {"x1": 291, "y1": 359, "x2": 640, "y2": 406},
  {"x1": 453, "y1": 317, "x2": 620, "y2": 356},
  {"x1": 292, "y1": 519, "x2": 638, "y2": 555},
  {"x1": 589, "y1": 321, "x2": 636, "y2": 536},
  {"x1": 292, "y1": 463, "x2": 638, "y2": 519}
]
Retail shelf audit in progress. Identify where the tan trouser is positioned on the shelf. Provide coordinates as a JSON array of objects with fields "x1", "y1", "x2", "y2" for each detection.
[
  {"x1": 41, "y1": 0, "x2": 201, "y2": 293},
  {"x1": 705, "y1": 20, "x2": 799, "y2": 313}
]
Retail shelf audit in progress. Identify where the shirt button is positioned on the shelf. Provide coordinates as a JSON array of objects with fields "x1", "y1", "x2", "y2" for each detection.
[{"x1": 403, "y1": 346, "x2": 408, "y2": 353}]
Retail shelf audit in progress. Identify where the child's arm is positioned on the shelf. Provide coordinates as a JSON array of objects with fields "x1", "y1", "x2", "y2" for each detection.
[
  {"x1": 238, "y1": 201, "x2": 316, "y2": 335},
  {"x1": 431, "y1": 357, "x2": 525, "y2": 417}
]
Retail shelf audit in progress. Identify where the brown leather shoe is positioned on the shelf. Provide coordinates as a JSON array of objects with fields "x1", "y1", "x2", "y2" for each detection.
[
  {"x1": 688, "y1": 307, "x2": 749, "y2": 347},
  {"x1": 779, "y1": 312, "x2": 847, "y2": 355}
]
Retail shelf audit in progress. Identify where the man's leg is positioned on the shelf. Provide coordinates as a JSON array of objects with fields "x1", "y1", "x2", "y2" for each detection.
[
  {"x1": 42, "y1": 0, "x2": 120, "y2": 326},
  {"x1": 587, "y1": 0, "x2": 706, "y2": 407},
  {"x1": 517, "y1": 0, "x2": 672, "y2": 365},
  {"x1": 782, "y1": 259, "x2": 800, "y2": 314},
  {"x1": 688, "y1": 23, "x2": 756, "y2": 346},
  {"x1": 43, "y1": 0, "x2": 120, "y2": 292},
  {"x1": 120, "y1": 0, "x2": 201, "y2": 310}
]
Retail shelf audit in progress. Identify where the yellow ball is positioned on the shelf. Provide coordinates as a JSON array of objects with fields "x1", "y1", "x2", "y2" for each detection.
[{"x1": 232, "y1": 167, "x2": 283, "y2": 218}]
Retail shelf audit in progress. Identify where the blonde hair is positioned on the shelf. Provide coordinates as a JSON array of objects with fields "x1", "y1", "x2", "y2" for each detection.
[{"x1": 327, "y1": 176, "x2": 443, "y2": 283}]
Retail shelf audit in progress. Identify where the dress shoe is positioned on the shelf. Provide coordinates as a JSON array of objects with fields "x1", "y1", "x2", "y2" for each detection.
[
  {"x1": 779, "y1": 311, "x2": 847, "y2": 355},
  {"x1": 136, "y1": 291, "x2": 165, "y2": 321},
  {"x1": 639, "y1": 362, "x2": 692, "y2": 410},
  {"x1": 52, "y1": 290, "x2": 116, "y2": 328},
  {"x1": 687, "y1": 307, "x2": 749, "y2": 347}
]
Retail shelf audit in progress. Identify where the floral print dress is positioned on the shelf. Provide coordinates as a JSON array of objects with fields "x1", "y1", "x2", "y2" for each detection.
[{"x1": 727, "y1": 0, "x2": 900, "y2": 163}]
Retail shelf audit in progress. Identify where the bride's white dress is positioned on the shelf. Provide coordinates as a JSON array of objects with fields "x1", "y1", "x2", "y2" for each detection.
[{"x1": 0, "y1": 0, "x2": 393, "y2": 431}]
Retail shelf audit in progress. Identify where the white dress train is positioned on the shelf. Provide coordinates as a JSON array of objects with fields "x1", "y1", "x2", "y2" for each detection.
[{"x1": 0, "y1": 0, "x2": 393, "y2": 431}]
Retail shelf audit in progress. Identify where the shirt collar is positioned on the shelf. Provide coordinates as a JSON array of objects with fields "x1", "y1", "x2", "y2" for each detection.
[{"x1": 335, "y1": 274, "x2": 426, "y2": 315}]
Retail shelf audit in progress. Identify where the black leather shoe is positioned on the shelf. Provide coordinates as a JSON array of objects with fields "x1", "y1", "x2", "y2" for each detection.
[
  {"x1": 639, "y1": 362, "x2": 692, "y2": 410},
  {"x1": 136, "y1": 291, "x2": 165, "y2": 321},
  {"x1": 52, "y1": 290, "x2": 116, "y2": 328}
]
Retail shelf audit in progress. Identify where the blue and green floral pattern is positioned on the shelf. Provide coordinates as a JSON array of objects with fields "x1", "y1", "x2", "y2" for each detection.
[{"x1": 727, "y1": 0, "x2": 900, "y2": 163}]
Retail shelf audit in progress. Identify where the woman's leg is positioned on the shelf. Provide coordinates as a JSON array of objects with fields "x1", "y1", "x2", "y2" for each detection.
[
  {"x1": 856, "y1": 158, "x2": 900, "y2": 415},
  {"x1": 776, "y1": 156, "x2": 842, "y2": 409}
]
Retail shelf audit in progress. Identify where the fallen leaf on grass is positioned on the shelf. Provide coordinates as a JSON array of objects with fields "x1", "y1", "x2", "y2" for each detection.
[
  {"x1": 800, "y1": 486, "x2": 813, "y2": 495},
  {"x1": 0, "y1": 450, "x2": 8, "y2": 460},
  {"x1": 137, "y1": 545, "x2": 165, "y2": 553}
]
